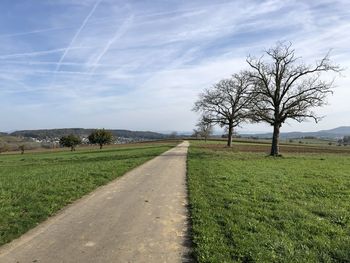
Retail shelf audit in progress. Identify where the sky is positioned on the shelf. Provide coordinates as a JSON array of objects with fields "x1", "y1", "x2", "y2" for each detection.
[{"x1": 0, "y1": 0, "x2": 349, "y2": 133}]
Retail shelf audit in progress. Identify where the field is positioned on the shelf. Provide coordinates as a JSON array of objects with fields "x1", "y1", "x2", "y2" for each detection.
[
  {"x1": 187, "y1": 140, "x2": 350, "y2": 262},
  {"x1": 0, "y1": 141, "x2": 177, "y2": 246}
]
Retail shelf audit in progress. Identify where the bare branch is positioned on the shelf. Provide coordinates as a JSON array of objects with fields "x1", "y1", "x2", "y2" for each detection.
[
  {"x1": 246, "y1": 41, "x2": 341, "y2": 155},
  {"x1": 193, "y1": 71, "x2": 254, "y2": 146}
]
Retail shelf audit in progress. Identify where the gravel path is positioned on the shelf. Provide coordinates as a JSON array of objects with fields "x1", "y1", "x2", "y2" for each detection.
[{"x1": 0, "y1": 141, "x2": 192, "y2": 263}]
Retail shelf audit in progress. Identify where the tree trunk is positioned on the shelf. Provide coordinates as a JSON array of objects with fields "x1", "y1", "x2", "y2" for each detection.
[
  {"x1": 270, "y1": 124, "x2": 281, "y2": 156},
  {"x1": 227, "y1": 123, "x2": 233, "y2": 147},
  {"x1": 100, "y1": 144, "x2": 103, "y2": 149}
]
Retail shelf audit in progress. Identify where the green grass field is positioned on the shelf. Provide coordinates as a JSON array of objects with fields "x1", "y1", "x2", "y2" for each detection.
[
  {"x1": 187, "y1": 141, "x2": 350, "y2": 262},
  {"x1": 0, "y1": 142, "x2": 177, "y2": 246}
]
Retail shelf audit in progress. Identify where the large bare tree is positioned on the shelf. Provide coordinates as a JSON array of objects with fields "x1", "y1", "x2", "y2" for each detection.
[
  {"x1": 193, "y1": 72, "x2": 253, "y2": 147},
  {"x1": 247, "y1": 42, "x2": 341, "y2": 156}
]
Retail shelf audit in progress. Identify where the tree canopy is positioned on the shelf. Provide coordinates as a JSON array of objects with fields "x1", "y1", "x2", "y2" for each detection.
[
  {"x1": 247, "y1": 42, "x2": 341, "y2": 155},
  {"x1": 88, "y1": 129, "x2": 114, "y2": 149},
  {"x1": 193, "y1": 42, "x2": 341, "y2": 155},
  {"x1": 59, "y1": 134, "x2": 81, "y2": 151},
  {"x1": 193, "y1": 71, "x2": 253, "y2": 147}
]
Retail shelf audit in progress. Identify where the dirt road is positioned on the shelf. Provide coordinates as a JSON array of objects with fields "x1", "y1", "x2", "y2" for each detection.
[{"x1": 0, "y1": 141, "x2": 192, "y2": 263}]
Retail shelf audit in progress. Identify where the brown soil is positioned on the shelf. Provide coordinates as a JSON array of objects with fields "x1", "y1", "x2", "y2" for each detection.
[{"x1": 199, "y1": 142, "x2": 350, "y2": 154}]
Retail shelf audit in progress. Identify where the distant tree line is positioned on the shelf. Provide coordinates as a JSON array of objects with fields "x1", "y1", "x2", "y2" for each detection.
[
  {"x1": 10, "y1": 128, "x2": 167, "y2": 140},
  {"x1": 0, "y1": 129, "x2": 115, "y2": 154},
  {"x1": 193, "y1": 41, "x2": 341, "y2": 156},
  {"x1": 1, "y1": 127, "x2": 175, "y2": 154}
]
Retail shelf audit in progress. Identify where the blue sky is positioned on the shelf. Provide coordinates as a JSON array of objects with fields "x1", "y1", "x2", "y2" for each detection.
[{"x1": 0, "y1": 0, "x2": 349, "y2": 133}]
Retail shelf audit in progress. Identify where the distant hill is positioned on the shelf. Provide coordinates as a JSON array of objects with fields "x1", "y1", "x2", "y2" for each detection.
[
  {"x1": 4, "y1": 126, "x2": 350, "y2": 140},
  {"x1": 9, "y1": 128, "x2": 168, "y2": 140},
  {"x1": 318, "y1": 126, "x2": 350, "y2": 135},
  {"x1": 240, "y1": 126, "x2": 350, "y2": 139}
]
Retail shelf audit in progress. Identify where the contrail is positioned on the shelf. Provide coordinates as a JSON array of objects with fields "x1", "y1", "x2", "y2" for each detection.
[
  {"x1": 0, "y1": 69, "x2": 106, "y2": 76},
  {"x1": 0, "y1": 47, "x2": 83, "y2": 59},
  {"x1": 2, "y1": 61, "x2": 102, "y2": 67},
  {"x1": 55, "y1": 0, "x2": 103, "y2": 72},
  {"x1": 88, "y1": 15, "x2": 134, "y2": 74},
  {"x1": 0, "y1": 27, "x2": 68, "y2": 38}
]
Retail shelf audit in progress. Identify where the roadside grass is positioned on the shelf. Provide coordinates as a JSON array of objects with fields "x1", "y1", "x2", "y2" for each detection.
[
  {"x1": 187, "y1": 141, "x2": 350, "y2": 262},
  {"x1": 0, "y1": 142, "x2": 177, "y2": 246}
]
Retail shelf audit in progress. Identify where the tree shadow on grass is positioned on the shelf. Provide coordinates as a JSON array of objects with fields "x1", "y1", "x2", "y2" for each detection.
[{"x1": 181, "y1": 202, "x2": 197, "y2": 263}]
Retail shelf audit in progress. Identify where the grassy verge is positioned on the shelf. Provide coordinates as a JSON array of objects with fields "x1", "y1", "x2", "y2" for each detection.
[
  {"x1": 187, "y1": 141, "x2": 350, "y2": 262},
  {"x1": 0, "y1": 142, "x2": 177, "y2": 246}
]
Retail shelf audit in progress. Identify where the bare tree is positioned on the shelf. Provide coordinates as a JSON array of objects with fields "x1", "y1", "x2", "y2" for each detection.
[
  {"x1": 247, "y1": 42, "x2": 341, "y2": 156},
  {"x1": 18, "y1": 144, "x2": 25, "y2": 154},
  {"x1": 0, "y1": 143, "x2": 8, "y2": 154},
  {"x1": 191, "y1": 129, "x2": 201, "y2": 139},
  {"x1": 195, "y1": 115, "x2": 213, "y2": 142},
  {"x1": 193, "y1": 72, "x2": 253, "y2": 147}
]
